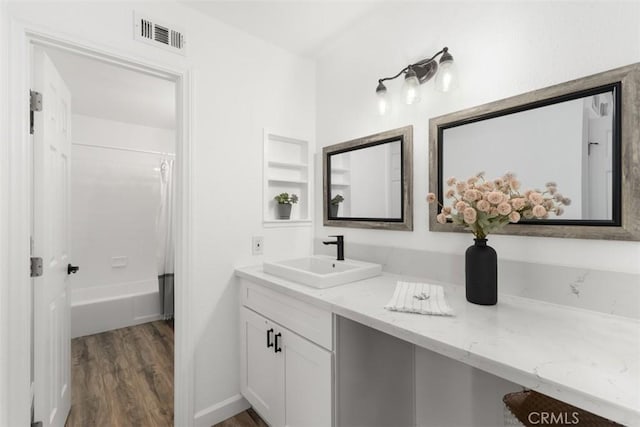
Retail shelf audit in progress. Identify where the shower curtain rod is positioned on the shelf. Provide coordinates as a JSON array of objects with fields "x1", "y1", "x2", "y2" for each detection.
[{"x1": 72, "y1": 142, "x2": 176, "y2": 157}]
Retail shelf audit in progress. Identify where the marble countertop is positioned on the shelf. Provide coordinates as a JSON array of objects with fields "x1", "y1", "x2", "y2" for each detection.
[{"x1": 235, "y1": 265, "x2": 640, "y2": 426}]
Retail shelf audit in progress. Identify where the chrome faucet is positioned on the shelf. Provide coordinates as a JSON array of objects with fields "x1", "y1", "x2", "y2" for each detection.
[{"x1": 323, "y1": 235, "x2": 344, "y2": 261}]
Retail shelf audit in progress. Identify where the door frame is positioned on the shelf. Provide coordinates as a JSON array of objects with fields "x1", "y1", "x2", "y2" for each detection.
[{"x1": 2, "y1": 19, "x2": 195, "y2": 426}]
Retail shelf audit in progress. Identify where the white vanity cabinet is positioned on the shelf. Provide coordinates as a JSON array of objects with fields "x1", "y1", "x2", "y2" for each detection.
[{"x1": 239, "y1": 279, "x2": 333, "y2": 427}]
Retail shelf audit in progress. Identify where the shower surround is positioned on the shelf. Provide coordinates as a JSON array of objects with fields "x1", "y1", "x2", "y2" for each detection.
[{"x1": 69, "y1": 114, "x2": 175, "y2": 337}]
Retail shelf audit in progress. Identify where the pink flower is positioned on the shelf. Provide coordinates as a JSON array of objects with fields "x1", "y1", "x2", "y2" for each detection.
[
  {"x1": 463, "y1": 189, "x2": 480, "y2": 202},
  {"x1": 446, "y1": 177, "x2": 457, "y2": 186},
  {"x1": 509, "y1": 211, "x2": 521, "y2": 223},
  {"x1": 487, "y1": 191, "x2": 504, "y2": 205},
  {"x1": 436, "y1": 213, "x2": 447, "y2": 224},
  {"x1": 509, "y1": 179, "x2": 521, "y2": 191},
  {"x1": 455, "y1": 201, "x2": 468, "y2": 212},
  {"x1": 497, "y1": 202, "x2": 512, "y2": 215},
  {"x1": 476, "y1": 200, "x2": 490, "y2": 212},
  {"x1": 442, "y1": 206, "x2": 452, "y2": 215},
  {"x1": 556, "y1": 207, "x2": 564, "y2": 216},
  {"x1": 456, "y1": 182, "x2": 467, "y2": 194},
  {"x1": 467, "y1": 177, "x2": 478, "y2": 186},
  {"x1": 511, "y1": 197, "x2": 526, "y2": 210},
  {"x1": 463, "y1": 207, "x2": 477, "y2": 224},
  {"x1": 494, "y1": 178, "x2": 505, "y2": 187},
  {"x1": 523, "y1": 210, "x2": 534, "y2": 219},
  {"x1": 445, "y1": 189, "x2": 455, "y2": 199},
  {"x1": 532, "y1": 205, "x2": 547, "y2": 218},
  {"x1": 488, "y1": 207, "x2": 499, "y2": 218},
  {"x1": 528, "y1": 192, "x2": 544, "y2": 205},
  {"x1": 480, "y1": 182, "x2": 495, "y2": 192},
  {"x1": 547, "y1": 186, "x2": 557, "y2": 195},
  {"x1": 563, "y1": 197, "x2": 572, "y2": 206},
  {"x1": 426, "y1": 193, "x2": 436, "y2": 203}
]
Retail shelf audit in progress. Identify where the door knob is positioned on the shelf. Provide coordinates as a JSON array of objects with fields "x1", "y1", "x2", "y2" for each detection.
[{"x1": 67, "y1": 264, "x2": 79, "y2": 275}]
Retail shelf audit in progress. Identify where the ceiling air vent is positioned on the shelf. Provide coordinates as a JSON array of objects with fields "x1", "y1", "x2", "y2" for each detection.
[{"x1": 134, "y1": 13, "x2": 186, "y2": 55}]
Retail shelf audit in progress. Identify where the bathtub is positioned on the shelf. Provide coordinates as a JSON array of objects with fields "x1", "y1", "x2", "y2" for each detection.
[{"x1": 71, "y1": 279, "x2": 162, "y2": 338}]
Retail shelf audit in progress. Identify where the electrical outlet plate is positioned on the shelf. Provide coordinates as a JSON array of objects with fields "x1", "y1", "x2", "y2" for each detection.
[{"x1": 252, "y1": 236, "x2": 264, "y2": 255}]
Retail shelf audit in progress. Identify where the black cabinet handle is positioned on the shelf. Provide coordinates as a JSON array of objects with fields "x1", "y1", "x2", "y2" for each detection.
[
  {"x1": 267, "y1": 328, "x2": 274, "y2": 348},
  {"x1": 67, "y1": 264, "x2": 79, "y2": 275},
  {"x1": 274, "y1": 332, "x2": 282, "y2": 353}
]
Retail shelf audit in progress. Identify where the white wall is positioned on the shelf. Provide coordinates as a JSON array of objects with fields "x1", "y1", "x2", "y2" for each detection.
[
  {"x1": 0, "y1": 1, "x2": 11, "y2": 424},
  {"x1": 73, "y1": 114, "x2": 175, "y2": 153},
  {"x1": 315, "y1": 1, "x2": 640, "y2": 274},
  {"x1": 6, "y1": 1, "x2": 315, "y2": 423},
  {"x1": 70, "y1": 114, "x2": 174, "y2": 294}
]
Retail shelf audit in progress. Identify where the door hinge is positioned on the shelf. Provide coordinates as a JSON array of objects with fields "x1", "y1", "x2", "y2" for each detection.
[
  {"x1": 29, "y1": 90, "x2": 42, "y2": 135},
  {"x1": 30, "y1": 257, "x2": 43, "y2": 278}
]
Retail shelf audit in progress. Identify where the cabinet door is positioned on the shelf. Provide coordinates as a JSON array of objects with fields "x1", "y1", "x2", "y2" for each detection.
[
  {"x1": 240, "y1": 307, "x2": 284, "y2": 426},
  {"x1": 282, "y1": 329, "x2": 333, "y2": 427}
]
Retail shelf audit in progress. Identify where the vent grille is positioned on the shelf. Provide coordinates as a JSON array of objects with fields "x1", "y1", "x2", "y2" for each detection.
[
  {"x1": 135, "y1": 13, "x2": 185, "y2": 55},
  {"x1": 171, "y1": 30, "x2": 184, "y2": 49},
  {"x1": 141, "y1": 18, "x2": 152, "y2": 39},
  {"x1": 154, "y1": 25, "x2": 169, "y2": 45}
]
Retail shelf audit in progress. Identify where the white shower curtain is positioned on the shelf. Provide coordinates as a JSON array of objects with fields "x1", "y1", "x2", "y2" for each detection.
[{"x1": 157, "y1": 158, "x2": 175, "y2": 320}]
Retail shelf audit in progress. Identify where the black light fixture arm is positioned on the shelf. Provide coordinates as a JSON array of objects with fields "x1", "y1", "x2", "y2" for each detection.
[
  {"x1": 377, "y1": 47, "x2": 451, "y2": 87},
  {"x1": 378, "y1": 65, "x2": 411, "y2": 85},
  {"x1": 423, "y1": 47, "x2": 449, "y2": 64}
]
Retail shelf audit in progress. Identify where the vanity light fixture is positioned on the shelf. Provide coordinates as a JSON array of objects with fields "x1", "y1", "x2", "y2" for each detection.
[{"x1": 376, "y1": 46, "x2": 458, "y2": 115}]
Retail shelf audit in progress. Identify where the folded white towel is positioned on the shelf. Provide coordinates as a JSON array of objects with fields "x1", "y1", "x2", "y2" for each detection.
[{"x1": 384, "y1": 281, "x2": 454, "y2": 316}]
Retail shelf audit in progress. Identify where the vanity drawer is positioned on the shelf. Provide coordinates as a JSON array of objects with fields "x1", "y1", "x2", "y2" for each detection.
[{"x1": 240, "y1": 279, "x2": 333, "y2": 350}]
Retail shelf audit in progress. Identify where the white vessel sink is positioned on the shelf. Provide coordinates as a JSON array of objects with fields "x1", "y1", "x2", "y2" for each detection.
[{"x1": 263, "y1": 255, "x2": 382, "y2": 288}]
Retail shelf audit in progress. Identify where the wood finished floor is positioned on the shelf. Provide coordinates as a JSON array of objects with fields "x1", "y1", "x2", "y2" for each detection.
[
  {"x1": 66, "y1": 321, "x2": 174, "y2": 427},
  {"x1": 213, "y1": 408, "x2": 268, "y2": 427}
]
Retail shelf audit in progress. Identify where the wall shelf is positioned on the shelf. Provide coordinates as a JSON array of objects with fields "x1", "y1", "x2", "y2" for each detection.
[
  {"x1": 267, "y1": 178, "x2": 308, "y2": 185},
  {"x1": 267, "y1": 160, "x2": 308, "y2": 170},
  {"x1": 264, "y1": 130, "x2": 312, "y2": 224}
]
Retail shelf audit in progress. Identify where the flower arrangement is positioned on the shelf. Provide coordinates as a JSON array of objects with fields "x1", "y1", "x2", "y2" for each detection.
[
  {"x1": 427, "y1": 172, "x2": 570, "y2": 239},
  {"x1": 274, "y1": 192, "x2": 299, "y2": 205}
]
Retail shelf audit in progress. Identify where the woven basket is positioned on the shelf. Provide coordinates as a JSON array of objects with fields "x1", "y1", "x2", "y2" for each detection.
[{"x1": 503, "y1": 390, "x2": 623, "y2": 427}]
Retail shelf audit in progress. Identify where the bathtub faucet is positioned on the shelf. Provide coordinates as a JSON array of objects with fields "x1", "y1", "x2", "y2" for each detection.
[{"x1": 323, "y1": 235, "x2": 344, "y2": 261}]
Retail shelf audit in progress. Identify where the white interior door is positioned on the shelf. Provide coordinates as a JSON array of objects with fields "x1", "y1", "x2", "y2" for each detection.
[{"x1": 32, "y1": 46, "x2": 72, "y2": 427}]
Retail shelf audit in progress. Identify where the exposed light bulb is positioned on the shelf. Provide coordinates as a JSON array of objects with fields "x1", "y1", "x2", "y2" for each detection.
[
  {"x1": 376, "y1": 81, "x2": 390, "y2": 115},
  {"x1": 377, "y1": 91, "x2": 390, "y2": 115},
  {"x1": 402, "y1": 68, "x2": 421, "y2": 105},
  {"x1": 435, "y1": 56, "x2": 458, "y2": 93}
]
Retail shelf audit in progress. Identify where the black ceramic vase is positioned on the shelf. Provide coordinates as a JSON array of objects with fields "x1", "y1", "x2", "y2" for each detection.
[{"x1": 465, "y1": 238, "x2": 497, "y2": 305}]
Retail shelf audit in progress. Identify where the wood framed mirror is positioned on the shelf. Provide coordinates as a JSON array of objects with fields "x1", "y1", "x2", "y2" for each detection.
[
  {"x1": 429, "y1": 63, "x2": 640, "y2": 240},
  {"x1": 324, "y1": 125, "x2": 413, "y2": 231}
]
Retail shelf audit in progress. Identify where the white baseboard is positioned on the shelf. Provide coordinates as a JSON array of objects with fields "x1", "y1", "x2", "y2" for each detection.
[{"x1": 194, "y1": 394, "x2": 250, "y2": 427}]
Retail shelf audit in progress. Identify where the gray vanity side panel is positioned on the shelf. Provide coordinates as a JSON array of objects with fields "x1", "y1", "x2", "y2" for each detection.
[
  {"x1": 335, "y1": 316, "x2": 415, "y2": 427},
  {"x1": 414, "y1": 346, "x2": 521, "y2": 427}
]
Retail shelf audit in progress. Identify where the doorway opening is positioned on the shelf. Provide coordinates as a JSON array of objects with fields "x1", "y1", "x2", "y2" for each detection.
[{"x1": 30, "y1": 43, "x2": 180, "y2": 427}]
